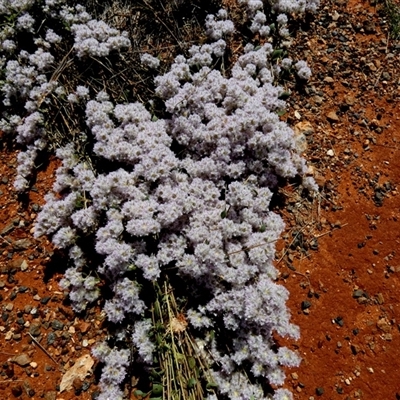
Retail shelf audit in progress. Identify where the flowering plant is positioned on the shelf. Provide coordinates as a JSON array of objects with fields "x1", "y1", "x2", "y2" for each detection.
[{"x1": 0, "y1": 0, "x2": 320, "y2": 399}]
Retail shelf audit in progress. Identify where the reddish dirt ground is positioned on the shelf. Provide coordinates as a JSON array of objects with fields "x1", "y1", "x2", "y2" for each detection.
[
  {"x1": 0, "y1": 0, "x2": 399, "y2": 399},
  {"x1": 276, "y1": 0, "x2": 400, "y2": 398}
]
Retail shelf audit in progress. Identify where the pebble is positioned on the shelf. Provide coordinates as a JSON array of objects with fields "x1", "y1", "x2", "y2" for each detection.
[
  {"x1": 314, "y1": 95, "x2": 324, "y2": 105},
  {"x1": 5, "y1": 303, "x2": 14, "y2": 311},
  {"x1": 327, "y1": 111, "x2": 339, "y2": 122},
  {"x1": 52, "y1": 319, "x2": 64, "y2": 331},
  {"x1": 11, "y1": 385, "x2": 22, "y2": 397},
  {"x1": 47, "y1": 332, "x2": 57, "y2": 345},
  {"x1": 13, "y1": 239, "x2": 32, "y2": 250},
  {"x1": 20, "y1": 260, "x2": 29, "y2": 271},
  {"x1": 326, "y1": 149, "x2": 335, "y2": 156},
  {"x1": 30, "y1": 361, "x2": 38, "y2": 369},
  {"x1": 301, "y1": 301, "x2": 312, "y2": 310},
  {"x1": 44, "y1": 391, "x2": 57, "y2": 400},
  {"x1": 78, "y1": 321, "x2": 91, "y2": 334},
  {"x1": 29, "y1": 322, "x2": 42, "y2": 337},
  {"x1": 12, "y1": 353, "x2": 32, "y2": 367},
  {"x1": 24, "y1": 305, "x2": 33, "y2": 314}
]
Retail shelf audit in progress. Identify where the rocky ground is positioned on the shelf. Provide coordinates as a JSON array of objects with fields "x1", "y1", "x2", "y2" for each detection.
[{"x1": 0, "y1": 0, "x2": 399, "y2": 399}]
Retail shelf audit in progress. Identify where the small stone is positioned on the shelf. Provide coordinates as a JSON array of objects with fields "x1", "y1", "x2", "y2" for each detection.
[
  {"x1": 377, "y1": 317, "x2": 391, "y2": 333},
  {"x1": 326, "y1": 149, "x2": 335, "y2": 157},
  {"x1": 316, "y1": 387, "x2": 324, "y2": 396},
  {"x1": 12, "y1": 353, "x2": 32, "y2": 367},
  {"x1": 376, "y1": 293, "x2": 384, "y2": 304},
  {"x1": 345, "y1": 378, "x2": 351, "y2": 385},
  {"x1": 334, "y1": 316, "x2": 344, "y2": 326},
  {"x1": 352, "y1": 289, "x2": 365, "y2": 298},
  {"x1": 13, "y1": 239, "x2": 32, "y2": 250},
  {"x1": 344, "y1": 95, "x2": 356, "y2": 106},
  {"x1": 5, "y1": 303, "x2": 14, "y2": 311},
  {"x1": 24, "y1": 305, "x2": 33, "y2": 314},
  {"x1": 33, "y1": 294, "x2": 41, "y2": 301},
  {"x1": 324, "y1": 76, "x2": 334, "y2": 83},
  {"x1": 314, "y1": 95, "x2": 324, "y2": 105},
  {"x1": 41, "y1": 296, "x2": 51, "y2": 304},
  {"x1": 331, "y1": 10, "x2": 340, "y2": 21},
  {"x1": 357, "y1": 296, "x2": 368, "y2": 304},
  {"x1": 47, "y1": 332, "x2": 57, "y2": 345},
  {"x1": 327, "y1": 111, "x2": 339, "y2": 122},
  {"x1": 383, "y1": 333, "x2": 392, "y2": 341},
  {"x1": 29, "y1": 362, "x2": 38, "y2": 369},
  {"x1": 11, "y1": 384, "x2": 22, "y2": 397},
  {"x1": 78, "y1": 321, "x2": 91, "y2": 334},
  {"x1": 51, "y1": 320, "x2": 64, "y2": 331},
  {"x1": 301, "y1": 301, "x2": 312, "y2": 310},
  {"x1": 351, "y1": 344, "x2": 361, "y2": 355},
  {"x1": 20, "y1": 260, "x2": 28, "y2": 271},
  {"x1": 1, "y1": 223, "x2": 14, "y2": 236},
  {"x1": 29, "y1": 322, "x2": 42, "y2": 337},
  {"x1": 5, "y1": 330, "x2": 13, "y2": 340},
  {"x1": 291, "y1": 372, "x2": 299, "y2": 380},
  {"x1": 44, "y1": 391, "x2": 57, "y2": 400}
]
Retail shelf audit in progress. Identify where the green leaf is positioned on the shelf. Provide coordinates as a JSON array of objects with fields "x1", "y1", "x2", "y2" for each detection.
[
  {"x1": 187, "y1": 377, "x2": 197, "y2": 389},
  {"x1": 188, "y1": 356, "x2": 196, "y2": 370},
  {"x1": 278, "y1": 91, "x2": 291, "y2": 100},
  {"x1": 175, "y1": 352, "x2": 185, "y2": 363},
  {"x1": 271, "y1": 49, "x2": 284, "y2": 60},
  {"x1": 206, "y1": 381, "x2": 218, "y2": 391},
  {"x1": 277, "y1": 109, "x2": 286, "y2": 117},
  {"x1": 152, "y1": 383, "x2": 163, "y2": 396},
  {"x1": 133, "y1": 390, "x2": 145, "y2": 398}
]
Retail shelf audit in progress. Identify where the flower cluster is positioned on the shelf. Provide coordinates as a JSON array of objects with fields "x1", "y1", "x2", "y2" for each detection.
[
  {"x1": 140, "y1": 53, "x2": 160, "y2": 69},
  {"x1": 71, "y1": 19, "x2": 130, "y2": 58}
]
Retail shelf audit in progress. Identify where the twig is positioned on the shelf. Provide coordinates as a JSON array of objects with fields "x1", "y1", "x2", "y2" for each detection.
[
  {"x1": 314, "y1": 223, "x2": 348, "y2": 239},
  {"x1": 275, "y1": 227, "x2": 307, "y2": 265},
  {"x1": 28, "y1": 333, "x2": 60, "y2": 367}
]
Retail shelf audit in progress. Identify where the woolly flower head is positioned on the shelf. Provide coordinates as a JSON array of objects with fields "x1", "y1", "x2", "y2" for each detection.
[
  {"x1": 295, "y1": 60, "x2": 311, "y2": 80},
  {"x1": 205, "y1": 10, "x2": 234, "y2": 40},
  {"x1": 16, "y1": 13, "x2": 35, "y2": 32},
  {"x1": 140, "y1": 53, "x2": 160, "y2": 69},
  {"x1": 71, "y1": 19, "x2": 130, "y2": 58}
]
